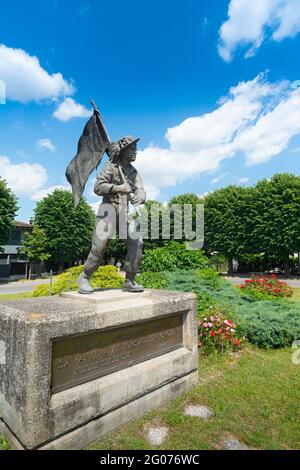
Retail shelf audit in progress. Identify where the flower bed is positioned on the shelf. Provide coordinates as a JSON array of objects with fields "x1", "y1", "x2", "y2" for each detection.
[
  {"x1": 240, "y1": 274, "x2": 293, "y2": 300},
  {"x1": 198, "y1": 307, "x2": 243, "y2": 354}
]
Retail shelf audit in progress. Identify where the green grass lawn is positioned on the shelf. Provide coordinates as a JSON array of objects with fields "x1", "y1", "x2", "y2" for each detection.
[
  {"x1": 293, "y1": 287, "x2": 300, "y2": 302},
  {"x1": 86, "y1": 346, "x2": 300, "y2": 450},
  {"x1": 0, "y1": 292, "x2": 33, "y2": 301},
  {"x1": 0, "y1": 279, "x2": 299, "y2": 303},
  {"x1": 0, "y1": 278, "x2": 299, "y2": 450},
  {"x1": 3, "y1": 345, "x2": 297, "y2": 451}
]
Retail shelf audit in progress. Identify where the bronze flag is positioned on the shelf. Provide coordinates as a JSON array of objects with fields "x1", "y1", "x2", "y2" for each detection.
[{"x1": 65, "y1": 102, "x2": 111, "y2": 208}]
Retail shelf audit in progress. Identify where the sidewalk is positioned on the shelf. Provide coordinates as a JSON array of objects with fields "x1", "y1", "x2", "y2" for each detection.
[{"x1": 0, "y1": 278, "x2": 50, "y2": 294}]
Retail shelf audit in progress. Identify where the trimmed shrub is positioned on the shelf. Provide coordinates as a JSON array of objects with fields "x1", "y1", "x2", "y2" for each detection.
[
  {"x1": 136, "y1": 272, "x2": 168, "y2": 289},
  {"x1": 161, "y1": 270, "x2": 300, "y2": 349},
  {"x1": 164, "y1": 270, "x2": 231, "y2": 315},
  {"x1": 141, "y1": 241, "x2": 209, "y2": 273},
  {"x1": 237, "y1": 301, "x2": 300, "y2": 348},
  {"x1": 32, "y1": 265, "x2": 123, "y2": 297}
]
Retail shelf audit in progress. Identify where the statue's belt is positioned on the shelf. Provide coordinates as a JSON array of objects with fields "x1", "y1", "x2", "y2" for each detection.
[{"x1": 102, "y1": 194, "x2": 129, "y2": 206}]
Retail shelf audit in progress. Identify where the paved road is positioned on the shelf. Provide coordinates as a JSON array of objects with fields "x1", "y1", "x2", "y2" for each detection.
[
  {"x1": 0, "y1": 279, "x2": 50, "y2": 295},
  {"x1": 224, "y1": 276, "x2": 300, "y2": 288},
  {"x1": 1, "y1": 275, "x2": 300, "y2": 295}
]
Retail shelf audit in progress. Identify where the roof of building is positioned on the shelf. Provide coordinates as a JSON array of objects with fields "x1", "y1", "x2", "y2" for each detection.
[{"x1": 15, "y1": 221, "x2": 32, "y2": 228}]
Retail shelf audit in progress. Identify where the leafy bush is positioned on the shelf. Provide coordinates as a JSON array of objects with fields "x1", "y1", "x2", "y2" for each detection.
[
  {"x1": 0, "y1": 433, "x2": 10, "y2": 450},
  {"x1": 160, "y1": 270, "x2": 300, "y2": 349},
  {"x1": 141, "y1": 241, "x2": 209, "y2": 272},
  {"x1": 198, "y1": 267, "x2": 221, "y2": 289},
  {"x1": 240, "y1": 274, "x2": 294, "y2": 300},
  {"x1": 136, "y1": 272, "x2": 168, "y2": 289},
  {"x1": 195, "y1": 290, "x2": 218, "y2": 315},
  {"x1": 32, "y1": 265, "x2": 123, "y2": 297},
  {"x1": 198, "y1": 306, "x2": 243, "y2": 354}
]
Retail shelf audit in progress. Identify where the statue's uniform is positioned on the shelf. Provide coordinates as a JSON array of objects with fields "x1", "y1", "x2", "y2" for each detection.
[{"x1": 84, "y1": 160, "x2": 146, "y2": 277}]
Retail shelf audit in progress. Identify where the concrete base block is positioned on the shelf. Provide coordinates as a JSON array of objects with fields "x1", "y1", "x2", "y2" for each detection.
[
  {"x1": 2, "y1": 370, "x2": 197, "y2": 450},
  {"x1": 0, "y1": 289, "x2": 198, "y2": 449}
]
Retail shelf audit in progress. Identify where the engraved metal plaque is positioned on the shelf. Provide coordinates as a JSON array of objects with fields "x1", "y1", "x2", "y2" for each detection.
[{"x1": 51, "y1": 314, "x2": 184, "y2": 393}]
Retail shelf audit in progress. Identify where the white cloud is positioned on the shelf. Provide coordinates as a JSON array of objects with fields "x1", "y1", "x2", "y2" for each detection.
[
  {"x1": 0, "y1": 79, "x2": 5, "y2": 104},
  {"x1": 201, "y1": 17, "x2": 209, "y2": 32},
  {"x1": 211, "y1": 177, "x2": 221, "y2": 184},
  {"x1": 0, "y1": 156, "x2": 47, "y2": 196},
  {"x1": 289, "y1": 145, "x2": 300, "y2": 154},
  {"x1": 16, "y1": 149, "x2": 29, "y2": 159},
  {"x1": 31, "y1": 185, "x2": 71, "y2": 202},
  {"x1": 53, "y1": 97, "x2": 91, "y2": 121},
  {"x1": 0, "y1": 156, "x2": 72, "y2": 203},
  {"x1": 234, "y1": 86, "x2": 300, "y2": 164},
  {"x1": 89, "y1": 202, "x2": 99, "y2": 214},
  {"x1": 211, "y1": 173, "x2": 229, "y2": 184},
  {"x1": 272, "y1": 0, "x2": 300, "y2": 40},
  {"x1": 198, "y1": 192, "x2": 211, "y2": 199},
  {"x1": 87, "y1": 177, "x2": 98, "y2": 198},
  {"x1": 143, "y1": 184, "x2": 160, "y2": 201},
  {"x1": 238, "y1": 177, "x2": 250, "y2": 183},
  {"x1": 78, "y1": 3, "x2": 90, "y2": 16},
  {"x1": 218, "y1": 0, "x2": 300, "y2": 62},
  {"x1": 36, "y1": 138, "x2": 56, "y2": 153},
  {"x1": 135, "y1": 73, "x2": 300, "y2": 198},
  {"x1": 0, "y1": 44, "x2": 74, "y2": 102}
]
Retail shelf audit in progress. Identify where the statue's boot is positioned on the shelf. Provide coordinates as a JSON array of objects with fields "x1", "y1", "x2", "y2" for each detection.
[
  {"x1": 78, "y1": 271, "x2": 94, "y2": 294},
  {"x1": 123, "y1": 276, "x2": 144, "y2": 293}
]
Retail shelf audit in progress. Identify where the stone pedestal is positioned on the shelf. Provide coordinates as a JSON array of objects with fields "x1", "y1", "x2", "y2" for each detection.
[{"x1": 0, "y1": 289, "x2": 198, "y2": 450}]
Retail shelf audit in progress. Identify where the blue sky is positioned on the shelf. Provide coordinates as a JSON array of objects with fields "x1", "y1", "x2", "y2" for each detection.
[{"x1": 1, "y1": 0, "x2": 300, "y2": 221}]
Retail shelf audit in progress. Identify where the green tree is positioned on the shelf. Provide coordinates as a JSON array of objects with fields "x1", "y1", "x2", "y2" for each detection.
[
  {"x1": 18, "y1": 225, "x2": 50, "y2": 279},
  {"x1": 251, "y1": 174, "x2": 300, "y2": 275},
  {"x1": 0, "y1": 178, "x2": 18, "y2": 250},
  {"x1": 204, "y1": 186, "x2": 253, "y2": 274},
  {"x1": 33, "y1": 190, "x2": 95, "y2": 269},
  {"x1": 168, "y1": 193, "x2": 203, "y2": 242},
  {"x1": 141, "y1": 241, "x2": 209, "y2": 272},
  {"x1": 140, "y1": 194, "x2": 204, "y2": 251},
  {"x1": 139, "y1": 200, "x2": 165, "y2": 250},
  {"x1": 169, "y1": 193, "x2": 202, "y2": 215}
]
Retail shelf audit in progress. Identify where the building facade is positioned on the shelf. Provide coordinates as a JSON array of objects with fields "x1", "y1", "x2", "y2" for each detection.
[{"x1": 0, "y1": 221, "x2": 32, "y2": 278}]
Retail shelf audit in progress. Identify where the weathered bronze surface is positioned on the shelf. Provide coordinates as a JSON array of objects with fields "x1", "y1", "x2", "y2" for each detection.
[
  {"x1": 71, "y1": 106, "x2": 147, "y2": 295},
  {"x1": 51, "y1": 314, "x2": 184, "y2": 393}
]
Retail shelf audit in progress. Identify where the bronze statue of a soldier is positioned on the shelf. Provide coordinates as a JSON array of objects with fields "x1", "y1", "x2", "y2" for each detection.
[
  {"x1": 66, "y1": 103, "x2": 146, "y2": 294},
  {"x1": 79, "y1": 136, "x2": 145, "y2": 293}
]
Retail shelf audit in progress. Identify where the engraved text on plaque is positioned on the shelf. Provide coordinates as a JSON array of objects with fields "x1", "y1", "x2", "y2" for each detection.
[{"x1": 51, "y1": 313, "x2": 184, "y2": 393}]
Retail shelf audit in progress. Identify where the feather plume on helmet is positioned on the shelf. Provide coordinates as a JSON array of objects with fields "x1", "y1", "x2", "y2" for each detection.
[{"x1": 106, "y1": 135, "x2": 140, "y2": 162}]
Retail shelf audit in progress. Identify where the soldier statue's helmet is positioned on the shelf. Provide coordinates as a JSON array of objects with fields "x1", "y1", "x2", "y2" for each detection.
[{"x1": 107, "y1": 135, "x2": 140, "y2": 162}]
